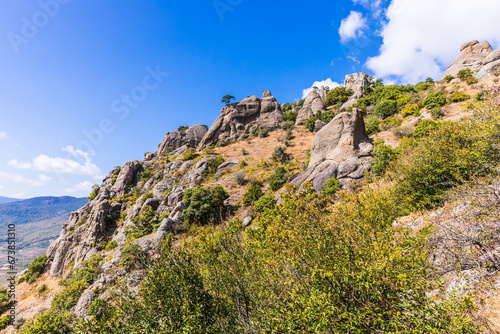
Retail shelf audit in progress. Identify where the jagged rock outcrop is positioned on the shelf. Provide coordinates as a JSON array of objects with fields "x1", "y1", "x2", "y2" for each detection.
[
  {"x1": 156, "y1": 124, "x2": 208, "y2": 155},
  {"x1": 340, "y1": 72, "x2": 371, "y2": 111},
  {"x1": 475, "y1": 48, "x2": 500, "y2": 79},
  {"x1": 296, "y1": 87, "x2": 327, "y2": 124},
  {"x1": 291, "y1": 109, "x2": 373, "y2": 191},
  {"x1": 197, "y1": 91, "x2": 284, "y2": 149},
  {"x1": 441, "y1": 40, "x2": 494, "y2": 79}
]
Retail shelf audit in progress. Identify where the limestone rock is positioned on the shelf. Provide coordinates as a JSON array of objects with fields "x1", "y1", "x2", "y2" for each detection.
[
  {"x1": 314, "y1": 120, "x2": 326, "y2": 132},
  {"x1": 475, "y1": 48, "x2": 500, "y2": 79},
  {"x1": 291, "y1": 109, "x2": 373, "y2": 191},
  {"x1": 157, "y1": 124, "x2": 208, "y2": 155},
  {"x1": 197, "y1": 92, "x2": 284, "y2": 149},
  {"x1": 296, "y1": 87, "x2": 326, "y2": 124},
  {"x1": 441, "y1": 40, "x2": 493, "y2": 79},
  {"x1": 344, "y1": 72, "x2": 370, "y2": 98}
]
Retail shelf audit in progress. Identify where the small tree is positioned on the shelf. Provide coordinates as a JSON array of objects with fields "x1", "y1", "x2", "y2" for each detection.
[
  {"x1": 457, "y1": 69, "x2": 474, "y2": 81},
  {"x1": 221, "y1": 95, "x2": 235, "y2": 105},
  {"x1": 324, "y1": 87, "x2": 354, "y2": 107},
  {"x1": 373, "y1": 100, "x2": 398, "y2": 119},
  {"x1": 269, "y1": 167, "x2": 289, "y2": 191},
  {"x1": 242, "y1": 183, "x2": 264, "y2": 206},
  {"x1": 181, "y1": 186, "x2": 228, "y2": 225}
]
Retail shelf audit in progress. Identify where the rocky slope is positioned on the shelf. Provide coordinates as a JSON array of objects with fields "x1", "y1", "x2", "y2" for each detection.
[{"x1": 442, "y1": 40, "x2": 500, "y2": 79}]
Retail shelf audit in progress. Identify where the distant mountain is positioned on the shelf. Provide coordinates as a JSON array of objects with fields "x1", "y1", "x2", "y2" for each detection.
[
  {"x1": 0, "y1": 196, "x2": 87, "y2": 280},
  {"x1": 0, "y1": 196, "x2": 21, "y2": 204}
]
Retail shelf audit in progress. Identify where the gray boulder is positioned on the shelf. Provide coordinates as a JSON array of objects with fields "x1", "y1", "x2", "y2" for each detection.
[
  {"x1": 344, "y1": 72, "x2": 371, "y2": 99},
  {"x1": 475, "y1": 48, "x2": 500, "y2": 79},
  {"x1": 314, "y1": 120, "x2": 326, "y2": 132},
  {"x1": 296, "y1": 87, "x2": 327, "y2": 124},
  {"x1": 441, "y1": 40, "x2": 493, "y2": 79},
  {"x1": 157, "y1": 124, "x2": 208, "y2": 155},
  {"x1": 197, "y1": 91, "x2": 284, "y2": 149}
]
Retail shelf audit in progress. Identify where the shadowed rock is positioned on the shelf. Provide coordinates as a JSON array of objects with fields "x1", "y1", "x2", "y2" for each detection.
[{"x1": 156, "y1": 124, "x2": 208, "y2": 156}]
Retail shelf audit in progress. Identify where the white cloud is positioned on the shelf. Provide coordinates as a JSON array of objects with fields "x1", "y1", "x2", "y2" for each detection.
[
  {"x1": 353, "y1": 0, "x2": 384, "y2": 16},
  {"x1": 65, "y1": 181, "x2": 93, "y2": 194},
  {"x1": 38, "y1": 174, "x2": 52, "y2": 183},
  {"x1": 339, "y1": 11, "x2": 367, "y2": 43},
  {"x1": 8, "y1": 145, "x2": 102, "y2": 178},
  {"x1": 0, "y1": 132, "x2": 6, "y2": 139},
  {"x1": 8, "y1": 159, "x2": 32, "y2": 169},
  {"x1": 0, "y1": 172, "x2": 44, "y2": 186},
  {"x1": 302, "y1": 79, "x2": 341, "y2": 99},
  {"x1": 366, "y1": 0, "x2": 500, "y2": 83}
]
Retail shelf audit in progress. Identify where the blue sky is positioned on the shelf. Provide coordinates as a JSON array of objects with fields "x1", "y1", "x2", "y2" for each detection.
[{"x1": 0, "y1": 0, "x2": 499, "y2": 198}]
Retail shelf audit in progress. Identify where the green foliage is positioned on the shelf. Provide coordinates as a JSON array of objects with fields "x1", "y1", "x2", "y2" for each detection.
[
  {"x1": 316, "y1": 110, "x2": 336, "y2": 123},
  {"x1": 401, "y1": 103, "x2": 421, "y2": 117},
  {"x1": 221, "y1": 94, "x2": 235, "y2": 105},
  {"x1": 0, "y1": 315, "x2": 9, "y2": 330},
  {"x1": 250, "y1": 125, "x2": 270, "y2": 138},
  {"x1": 272, "y1": 146, "x2": 291, "y2": 164},
  {"x1": 205, "y1": 155, "x2": 225, "y2": 176},
  {"x1": 373, "y1": 99, "x2": 398, "y2": 119},
  {"x1": 414, "y1": 81, "x2": 434, "y2": 92},
  {"x1": 181, "y1": 186, "x2": 228, "y2": 226},
  {"x1": 443, "y1": 75, "x2": 455, "y2": 83},
  {"x1": 126, "y1": 206, "x2": 159, "y2": 241},
  {"x1": 269, "y1": 166, "x2": 289, "y2": 191},
  {"x1": 52, "y1": 280, "x2": 89, "y2": 312},
  {"x1": 355, "y1": 84, "x2": 416, "y2": 111},
  {"x1": 304, "y1": 117, "x2": 317, "y2": 132},
  {"x1": 379, "y1": 116, "x2": 403, "y2": 131},
  {"x1": 62, "y1": 254, "x2": 102, "y2": 287},
  {"x1": 19, "y1": 311, "x2": 73, "y2": 334},
  {"x1": 22, "y1": 254, "x2": 47, "y2": 284},
  {"x1": 242, "y1": 183, "x2": 264, "y2": 206},
  {"x1": 182, "y1": 147, "x2": 198, "y2": 161},
  {"x1": 87, "y1": 184, "x2": 99, "y2": 201},
  {"x1": 449, "y1": 91, "x2": 471, "y2": 102},
  {"x1": 140, "y1": 167, "x2": 152, "y2": 182},
  {"x1": 365, "y1": 116, "x2": 380, "y2": 135},
  {"x1": 120, "y1": 244, "x2": 145, "y2": 270},
  {"x1": 321, "y1": 177, "x2": 342, "y2": 196},
  {"x1": 323, "y1": 87, "x2": 353, "y2": 107},
  {"x1": 371, "y1": 139, "x2": 399, "y2": 177},
  {"x1": 423, "y1": 91, "x2": 447, "y2": 109},
  {"x1": 177, "y1": 125, "x2": 189, "y2": 133},
  {"x1": 457, "y1": 69, "x2": 474, "y2": 81},
  {"x1": 253, "y1": 194, "x2": 276, "y2": 213},
  {"x1": 465, "y1": 76, "x2": 478, "y2": 85},
  {"x1": 281, "y1": 102, "x2": 292, "y2": 112},
  {"x1": 282, "y1": 105, "x2": 298, "y2": 123}
]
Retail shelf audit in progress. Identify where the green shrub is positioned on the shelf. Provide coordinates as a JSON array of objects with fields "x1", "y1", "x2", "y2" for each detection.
[
  {"x1": 254, "y1": 194, "x2": 276, "y2": 213},
  {"x1": 379, "y1": 117, "x2": 402, "y2": 131},
  {"x1": 0, "y1": 315, "x2": 9, "y2": 330},
  {"x1": 269, "y1": 167, "x2": 289, "y2": 191},
  {"x1": 52, "y1": 280, "x2": 89, "y2": 312},
  {"x1": 272, "y1": 146, "x2": 291, "y2": 164},
  {"x1": 205, "y1": 155, "x2": 225, "y2": 176},
  {"x1": 443, "y1": 75, "x2": 455, "y2": 83},
  {"x1": 283, "y1": 110, "x2": 297, "y2": 123},
  {"x1": 19, "y1": 311, "x2": 73, "y2": 334},
  {"x1": 181, "y1": 186, "x2": 228, "y2": 225},
  {"x1": 140, "y1": 168, "x2": 152, "y2": 182},
  {"x1": 305, "y1": 117, "x2": 317, "y2": 132},
  {"x1": 465, "y1": 76, "x2": 478, "y2": 85},
  {"x1": 413, "y1": 119, "x2": 442, "y2": 138},
  {"x1": 324, "y1": 87, "x2": 353, "y2": 107},
  {"x1": 105, "y1": 240, "x2": 118, "y2": 251},
  {"x1": 414, "y1": 81, "x2": 434, "y2": 92},
  {"x1": 242, "y1": 183, "x2": 264, "y2": 206},
  {"x1": 365, "y1": 117, "x2": 380, "y2": 135},
  {"x1": 182, "y1": 147, "x2": 198, "y2": 161},
  {"x1": 373, "y1": 100, "x2": 398, "y2": 119},
  {"x1": 401, "y1": 103, "x2": 421, "y2": 117},
  {"x1": 457, "y1": 69, "x2": 474, "y2": 81},
  {"x1": 62, "y1": 254, "x2": 102, "y2": 287},
  {"x1": 371, "y1": 139, "x2": 398, "y2": 177},
  {"x1": 423, "y1": 91, "x2": 447, "y2": 109},
  {"x1": 449, "y1": 91, "x2": 471, "y2": 102},
  {"x1": 321, "y1": 178, "x2": 342, "y2": 196},
  {"x1": 126, "y1": 206, "x2": 159, "y2": 241},
  {"x1": 87, "y1": 184, "x2": 99, "y2": 201},
  {"x1": 120, "y1": 244, "x2": 145, "y2": 270},
  {"x1": 316, "y1": 110, "x2": 336, "y2": 123},
  {"x1": 22, "y1": 254, "x2": 47, "y2": 284}
]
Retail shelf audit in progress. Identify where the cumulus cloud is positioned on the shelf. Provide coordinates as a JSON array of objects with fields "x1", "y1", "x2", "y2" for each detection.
[
  {"x1": 65, "y1": 181, "x2": 93, "y2": 194},
  {"x1": 339, "y1": 11, "x2": 367, "y2": 43},
  {"x1": 366, "y1": 0, "x2": 500, "y2": 83},
  {"x1": 352, "y1": 0, "x2": 384, "y2": 16},
  {"x1": 302, "y1": 79, "x2": 341, "y2": 99},
  {"x1": 7, "y1": 145, "x2": 103, "y2": 178},
  {"x1": 0, "y1": 172, "x2": 44, "y2": 186},
  {"x1": 0, "y1": 132, "x2": 6, "y2": 139}
]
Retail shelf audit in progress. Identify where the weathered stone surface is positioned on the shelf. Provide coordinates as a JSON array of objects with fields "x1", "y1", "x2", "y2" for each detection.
[
  {"x1": 110, "y1": 161, "x2": 142, "y2": 196},
  {"x1": 198, "y1": 92, "x2": 284, "y2": 149},
  {"x1": 296, "y1": 87, "x2": 326, "y2": 124},
  {"x1": 291, "y1": 109, "x2": 373, "y2": 191},
  {"x1": 441, "y1": 40, "x2": 493, "y2": 79},
  {"x1": 314, "y1": 120, "x2": 326, "y2": 132},
  {"x1": 344, "y1": 72, "x2": 370, "y2": 98},
  {"x1": 144, "y1": 152, "x2": 155, "y2": 161},
  {"x1": 157, "y1": 124, "x2": 208, "y2": 155},
  {"x1": 476, "y1": 48, "x2": 500, "y2": 79},
  {"x1": 217, "y1": 159, "x2": 239, "y2": 174}
]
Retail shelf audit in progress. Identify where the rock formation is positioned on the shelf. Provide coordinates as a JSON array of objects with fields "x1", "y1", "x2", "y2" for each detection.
[
  {"x1": 156, "y1": 124, "x2": 208, "y2": 155},
  {"x1": 292, "y1": 109, "x2": 373, "y2": 191},
  {"x1": 197, "y1": 91, "x2": 284, "y2": 149},
  {"x1": 341, "y1": 72, "x2": 371, "y2": 111},
  {"x1": 295, "y1": 87, "x2": 327, "y2": 124},
  {"x1": 475, "y1": 48, "x2": 500, "y2": 79},
  {"x1": 441, "y1": 40, "x2": 493, "y2": 79}
]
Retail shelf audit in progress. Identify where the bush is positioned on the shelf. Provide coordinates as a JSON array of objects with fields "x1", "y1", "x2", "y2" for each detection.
[
  {"x1": 269, "y1": 167, "x2": 289, "y2": 191},
  {"x1": 379, "y1": 117, "x2": 402, "y2": 131},
  {"x1": 365, "y1": 117, "x2": 380, "y2": 135},
  {"x1": 105, "y1": 240, "x2": 118, "y2": 251},
  {"x1": 414, "y1": 81, "x2": 433, "y2": 92},
  {"x1": 22, "y1": 254, "x2": 47, "y2": 284},
  {"x1": 206, "y1": 155, "x2": 225, "y2": 176},
  {"x1": 181, "y1": 186, "x2": 229, "y2": 225},
  {"x1": 324, "y1": 87, "x2": 353, "y2": 107},
  {"x1": 234, "y1": 172, "x2": 247, "y2": 186},
  {"x1": 87, "y1": 184, "x2": 99, "y2": 201},
  {"x1": 316, "y1": 110, "x2": 336, "y2": 123},
  {"x1": 242, "y1": 183, "x2": 264, "y2": 206},
  {"x1": 120, "y1": 244, "x2": 145, "y2": 270},
  {"x1": 283, "y1": 110, "x2": 297, "y2": 123},
  {"x1": 449, "y1": 91, "x2": 471, "y2": 102},
  {"x1": 371, "y1": 139, "x2": 398, "y2": 177},
  {"x1": 272, "y1": 146, "x2": 291, "y2": 164},
  {"x1": 457, "y1": 69, "x2": 474, "y2": 81},
  {"x1": 401, "y1": 103, "x2": 421, "y2": 117},
  {"x1": 254, "y1": 194, "x2": 276, "y2": 213},
  {"x1": 126, "y1": 206, "x2": 159, "y2": 241},
  {"x1": 305, "y1": 117, "x2": 317, "y2": 132},
  {"x1": 321, "y1": 178, "x2": 342, "y2": 196},
  {"x1": 465, "y1": 76, "x2": 478, "y2": 85},
  {"x1": 140, "y1": 167, "x2": 152, "y2": 182},
  {"x1": 443, "y1": 75, "x2": 455, "y2": 83},
  {"x1": 413, "y1": 119, "x2": 442, "y2": 138},
  {"x1": 182, "y1": 147, "x2": 198, "y2": 161},
  {"x1": 373, "y1": 100, "x2": 398, "y2": 119},
  {"x1": 19, "y1": 311, "x2": 73, "y2": 334},
  {"x1": 423, "y1": 91, "x2": 447, "y2": 109}
]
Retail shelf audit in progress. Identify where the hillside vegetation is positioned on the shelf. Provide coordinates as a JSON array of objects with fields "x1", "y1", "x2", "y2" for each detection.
[{"x1": 11, "y1": 74, "x2": 500, "y2": 333}]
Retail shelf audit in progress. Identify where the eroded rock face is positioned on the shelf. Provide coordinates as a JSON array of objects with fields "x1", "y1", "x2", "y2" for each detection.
[
  {"x1": 296, "y1": 88, "x2": 327, "y2": 124},
  {"x1": 475, "y1": 48, "x2": 500, "y2": 79},
  {"x1": 441, "y1": 40, "x2": 493, "y2": 79},
  {"x1": 344, "y1": 72, "x2": 370, "y2": 98},
  {"x1": 156, "y1": 124, "x2": 208, "y2": 155},
  {"x1": 197, "y1": 91, "x2": 284, "y2": 149},
  {"x1": 292, "y1": 109, "x2": 373, "y2": 191}
]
